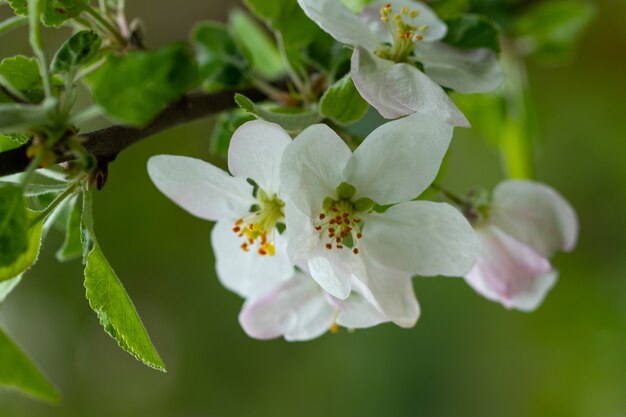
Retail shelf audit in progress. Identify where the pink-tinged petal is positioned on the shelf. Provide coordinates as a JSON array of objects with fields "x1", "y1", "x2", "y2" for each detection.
[
  {"x1": 228, "y1": 120, "x2": 292, "y2": 195},
  {"x1": 280, "y1": 124, "x2": 352, "y2": 216},
  {"x1": 148, "y1": 155, "x2": 254, "y2": 221},
  {"x1": 297, "y1": 0, "x2": 380, "y2": 50},
  {"x1": 211, "y1": 221, "x2": 294, "y2": 298},
  {"x1": 490, "y1": 180, "x2": 579, "y2": 258},
  {"x1": 416, "y1": 42, "x2": 503, "y2": 93},
  {"x1": 239, "y1": 272, "x2": 336, "y2": 341},
  {"x1": 352, "y1": 253, "x2": 420, "y2": 328},
  {"x1": 344, "y1": 111, "x2": 453, "y2": 205},
  {"x1": 465, "y1": 226, "x2": 555, "y2": 311},
  {"x1": 352, "y1": 47, "x2": 470, "y2": 126},
  {"x1": 362, "y1": 201, "x2": 480, "y2": 277},
  {"x1": 362, "y1": 0, "x2": 447, "y2": 43}
]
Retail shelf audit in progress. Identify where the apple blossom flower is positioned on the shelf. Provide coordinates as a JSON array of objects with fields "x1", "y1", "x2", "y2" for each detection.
[
  {"x1": 239, "y1": 266, "x2": 404, "y2": 341},
  {"x1": 298, "y1": 0, "x2": 504, "y2": 127},
  {"x1": 464, "y1": 180, "x2": 579, "y2": 311},
  {"x1": 147, "y1": 120, "x2": 294, "y2": 298},
  {"x1": 280, "y1": 112, "x2": 480, "y2": 325}
]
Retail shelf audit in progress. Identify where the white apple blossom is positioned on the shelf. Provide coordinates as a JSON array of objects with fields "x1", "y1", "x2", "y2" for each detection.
[
  {"x1": 298, "y1": 0, "x2": 504, "y2": 127},
  {"x1": 465, "y1": 180, "x2": 579, "y2": 311},
  {"x1": 147, "y1": 120, "x2": 294, "y2": 299},
  {"x1": 280, "y1": 112, "x2": 480, "y2": 326},
  {"x1": 239, "y1": 266, "x2": 399, "y2": 341}
]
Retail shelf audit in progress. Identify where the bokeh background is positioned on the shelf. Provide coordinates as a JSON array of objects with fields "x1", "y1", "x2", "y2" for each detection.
[{"x1": 2, "y1": 0, "x2": 626, "y2": 416}]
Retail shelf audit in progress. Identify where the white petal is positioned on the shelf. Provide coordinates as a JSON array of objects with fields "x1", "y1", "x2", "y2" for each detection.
[
  {"x1": 284, "y1": 200, "x2": 319, "y2": 266},
  {"x1": 239, "y1": 272, "x2": 335, "y2": 341},
  {"x1": 490, "y1": 180, "x2": 579, "y2": 258},
  {"x1": 297, "y1": 0, "x2": 380, "y2": 50},
  {"x1": 362, "y1": 0, "x2": 447, "y2": 43},
  {"x1": 353, "y1": 254, "x2": 420, "y2": 328},
  {"x1": 228, "y1": 120, "x2": 292, "y2": 194},
  {"x1": 334, "y1": 281, "x2": 389, "y2": 328},
  {"x1": 416, "y1": 42, "x2": 503, "y2": 93},
  {"x1": 464, "y1": 226, "x2": 555, "y2": 311},
  {"x1": 362, "y1": 201, "x2": 480, "y2": 276},
  {"x1": 211, "y1": 221, "x2": 294, "y2": 298},
  {"x1": 344, "y1": 111, "x2": 453, "y2": 204},
  {"x1": 352, "y1": 47, "x2": 470, "y2": 126},
  {"x1": 307, "y1": 246, "x2": 353, "y2": 300},
  {"x1": 148, "y1": 155, "x2": 254, "y2": 221},
  {"x1": 280, "y1": 124, "x2": 352, "y2": 216}
]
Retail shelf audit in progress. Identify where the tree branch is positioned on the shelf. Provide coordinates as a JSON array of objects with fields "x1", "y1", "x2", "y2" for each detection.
[{"x1": 0, "y1": 88, "x2": 267, "y2": 177}]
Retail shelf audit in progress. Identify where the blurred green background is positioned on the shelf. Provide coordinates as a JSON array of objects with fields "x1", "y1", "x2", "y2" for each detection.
[{"x1": 2, "y1": 0, "x2": 626, "y2": 416}]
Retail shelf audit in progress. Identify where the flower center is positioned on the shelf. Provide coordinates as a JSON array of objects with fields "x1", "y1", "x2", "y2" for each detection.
[
  {"x1": 375, "y1": 3, "x2": 428, "y2": 63},
  {"x1": 314, "y1": 183, "x2": 375, "y2": 255},
  {"x1": 232, "y1": 190, "x2": 285, "y2": 256}
]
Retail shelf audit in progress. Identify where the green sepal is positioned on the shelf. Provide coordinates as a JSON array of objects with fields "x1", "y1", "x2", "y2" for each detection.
[{"x1": 319, "y1": 75, "x2": 369, "y2": 126}]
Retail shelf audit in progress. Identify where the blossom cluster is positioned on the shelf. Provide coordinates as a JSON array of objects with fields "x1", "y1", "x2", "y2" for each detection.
[{"x1": 148, "y1": 0, "x2": 579, "y2": 341}]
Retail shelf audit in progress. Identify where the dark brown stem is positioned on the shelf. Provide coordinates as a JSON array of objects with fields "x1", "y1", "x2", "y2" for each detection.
[{"x1": 0, "y1": 88, "x2": 267, "y2": 177}]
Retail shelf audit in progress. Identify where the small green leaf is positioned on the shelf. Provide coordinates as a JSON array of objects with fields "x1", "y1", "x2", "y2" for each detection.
[
  {"x1": 319, "y1": 75, "x2": 369, "y2": 126},
  {"x1": 0, "y1": 275, "x2": 22, "y2": 303},
  {"x1": 191, "y1": 22, "x2": 248, "y2": 93},
  {"x1": 0, "y1": 133, "x2": 29, "y2": 152},
  {"x1": 516, "y1": 0, "x2": 597, "y2": 63},
  {"x1": 229, "y1": 10, "x2": 285, "y2": 80},
  {"x1": 87, "y1": 44, "x2": 198, "y2": 126},
  {"x1": 443, "y1": 14, "x2": 501, "y2": 53},
  {"x1": 81, "y1": 191, "x2": 166, "y2": 371},
  {"x1": 0, "y1": 328, "x2": 61, "y2": 403},
  {"x1": 52, "y1": 30, "x2": 102, "y2": 74},
  {"x1": 0, "y1": 55, "x2": 44, "y2": 103},
  {"x1": 0, "y1": 210, "x2": 44, "y2": 282},
  {"x1": 0, "y1": 183, "x2": 28, "y2": 268},
  {"x1": 56, "y1": 194, "x2": 82, "y2": 262},
  {"x1": 243, "y1": 0, "x2": 319, "y2": 50},
  {"x1": 235, "y1": 93, "x2": 321, "y2": 133},
  {"x1": 209, "y1": 109, "x2": 255, "y2": 156},
  {"x1": 8, "y1": 0, "x2": 89, "y2": 27}
]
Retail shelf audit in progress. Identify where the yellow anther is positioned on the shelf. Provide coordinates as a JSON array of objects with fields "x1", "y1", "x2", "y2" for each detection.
[
  {"x1": 410, "y1": 10, "x2": 419, "y2": 18},
  {"x1": 330, "y1": 322, "x2": 339, "y2": 334},
  {"x1": 418, "y1": 24, "x2": 429, "y2": 32},
  {"x1": 394, "y1": 14, "x2": 402, "y2": 22},
  {"x1": 401, "y1": 6, "x2": 409, "y2": 14}
]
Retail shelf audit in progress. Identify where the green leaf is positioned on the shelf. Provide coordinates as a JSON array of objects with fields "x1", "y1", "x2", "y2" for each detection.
[
  {"x1": 0, "y1": 55, "x2": 44, "y2": 103},
  {"x1": 190, "y1": 22, "x2": 248, "y2": 93},
  {"x1": 209, "y1": 109, "x2": 255, "y2": 156},
  {"x1": 0, "y1": 275, "x2": 22, "y2": 303},
  {"x1": 0, "y1": 99, "x2": 57, "y2": 133},
  {"x1": 443, "y1": 14, "x2": 501, "y2": 54},
  {"x1": 235, "y1": 93, "x2": 321, "y2": 133},
  {"x1": 516, "y1": 0, "x2": 597, "y2": 63},
  {"x1": 0, "y1": 328, "x2": 61, "y2": 403},
  {"x1": 243, "y1": 0, "x2": 319, "y2": 50},
  {"x1": 319, "y1": 75, "x2": 369, "y2": 126},
  {"x1": 0, "y1": 133, "x2": 29, "y2": 152},
  {"x1": 87, "y1": 44, "x2": 199, "y2": 126},
  {"x1": 0, "y1": 183, "x2": 28, "y2": 268},
  {"x1": 56, "y1": 194, "x2": 82, "y2": 262},
  {"x1": 51, "y1": 30, "x2": 102, "y2": 74},
  {"x1": 7, "y1": 0, "x2": 89, "y2": 27},
  {"x1": 0, "y1": 209, "x2": 43, "y2": 282},
  {"x1": 81, "y1": 191, "x2": 166, "y2": 371},
  {"x1": 229, "y1": 10, "x2": 285, "y2": 80}
]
